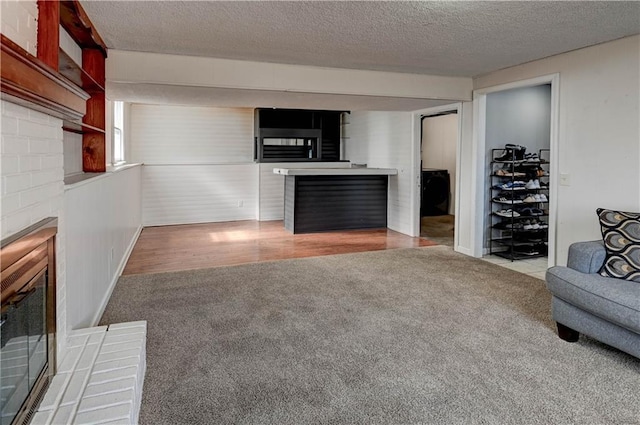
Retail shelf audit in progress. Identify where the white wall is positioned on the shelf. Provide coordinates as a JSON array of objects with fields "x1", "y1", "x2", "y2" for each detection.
[
  {"x1": 63, "y1": 131, "x2": 83, "y2": 176},
  {"x1": 474, "y1": 35, "x2": 640, "y2": 264},
  {"x1": 486, "y1": 85, "x2": 551, "y2": 157},
  {"x1": 0, "y1": 100, "x2": 68, "y2": 363},
  {"x1": 129, "y1": 105, "x2": 254, "y2": 164},
  {"x1": 142, "y1": 164, "x2": 257, "y2": 226},
  {"x1": 456, "y1": 102, "x2": 474, "y2": 255},
  {"x1": 422, "y1": 114, "x2": 458, "y2": 214},
  {"x1": 64, "y1": 165, "x2": 142, "y2": 329},
  {"x1": 107, "y1": 50, "x2": 473, "y2": 102},
  {"x1": 0, "y1": 0, "x2": 37, "y2": 56},
  {"x1": 130, "y1": 104, "x2": 258, "y2": 226},
  {"x1": 59, "y1": 25, "x2": 82, "y2": 65},
  {"x1": 345, "y1": 111, "x2": 414, "y2": 235}
]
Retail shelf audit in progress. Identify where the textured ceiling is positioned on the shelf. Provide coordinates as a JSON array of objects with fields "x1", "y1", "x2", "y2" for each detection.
[
  {"x1": 83, "y1": 1, "x2": 639, "y2": 110},
  {"x1": 82, "y1": 1, "x2": 640, "y2": 77}
]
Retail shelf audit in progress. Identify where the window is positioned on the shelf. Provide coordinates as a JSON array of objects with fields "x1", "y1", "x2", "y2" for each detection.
[{"x1": 113, "y1": 101, "x2": 125, "y2": 164}]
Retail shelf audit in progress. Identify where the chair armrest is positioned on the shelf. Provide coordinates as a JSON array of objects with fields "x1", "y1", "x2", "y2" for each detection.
[{"x1": 567, "y1": 240, "x2": 606, "y2": 274}]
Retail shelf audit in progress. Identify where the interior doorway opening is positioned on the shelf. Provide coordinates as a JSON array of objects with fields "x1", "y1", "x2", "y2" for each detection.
[{"x1": 420, "y1": 111, "x2": 458, "y2": 246}]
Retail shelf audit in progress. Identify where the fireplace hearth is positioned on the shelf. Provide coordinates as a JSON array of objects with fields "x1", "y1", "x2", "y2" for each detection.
[{"x1": 1, "y1": 218, "x2": 57, "y2": 425}]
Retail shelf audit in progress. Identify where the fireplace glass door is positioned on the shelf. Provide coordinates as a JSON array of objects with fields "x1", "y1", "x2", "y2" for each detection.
[{"x1": 1, "y1": 270, "x2": 48, "y2": 425}]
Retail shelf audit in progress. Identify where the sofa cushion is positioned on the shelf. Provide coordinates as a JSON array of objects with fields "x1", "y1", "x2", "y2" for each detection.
[
  {"x1": 567, "y1": 240, "x2": 606, "y2": 274},
  {"x1": 596, "y1": 208, "x2": 640, "y2": 282},
  {"x1": 546, "y1": 266, "x2": 640, "y2": 334}
]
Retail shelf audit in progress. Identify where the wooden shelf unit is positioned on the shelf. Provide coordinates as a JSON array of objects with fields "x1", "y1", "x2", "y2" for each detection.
[{"x1": 37, "y1": 0, "x2": 108, "y2": 172}]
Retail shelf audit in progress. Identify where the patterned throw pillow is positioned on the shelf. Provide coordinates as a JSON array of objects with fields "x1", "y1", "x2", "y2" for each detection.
[{"x1": 596, "y1": 208, "x2": 640, "y2": 282}]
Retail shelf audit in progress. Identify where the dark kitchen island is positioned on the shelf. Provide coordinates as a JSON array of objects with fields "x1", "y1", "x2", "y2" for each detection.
[{"x1": 273, "y1": 168, "x2": 398, "y2": 234}]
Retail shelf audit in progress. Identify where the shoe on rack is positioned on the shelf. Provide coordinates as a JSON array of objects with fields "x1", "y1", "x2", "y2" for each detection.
[
  {"x1": 495, "y1": 209, "x2": 520, "y2": 217},
  {"x1": 514, "y1": 246, "x2": 540, "y2": 256},
  {"x1": 525, "y1": 153, "x2": 540, "y2": 163},
  {"x1": 539, "y1": 194, "x2": 548, "y2": 202},
  {"x1": 495, "y1": 144, "x2": 526, "y2": 162},
  {"x1": 523, "y1": 195, "x2": 537, "y2": 203},
  {"x1": 525, "y1": 179, "x2": 541, "y2": 190},
  {"x1": 533, "y1": 194, "x2": 542, "y2": 202}
]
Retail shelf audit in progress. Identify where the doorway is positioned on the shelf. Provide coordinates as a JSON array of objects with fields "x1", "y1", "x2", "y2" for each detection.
[
  {"x1": 471, "y1": 74, "x2": 559, "y2": 266},
  {"x1": 420, "y1": 111, "x2": 458, "y2": 246}
]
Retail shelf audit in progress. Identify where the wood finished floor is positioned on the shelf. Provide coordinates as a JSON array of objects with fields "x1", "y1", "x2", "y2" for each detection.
[{"x1": 123, "y1": 220, "x2": 436, "y2": 275}]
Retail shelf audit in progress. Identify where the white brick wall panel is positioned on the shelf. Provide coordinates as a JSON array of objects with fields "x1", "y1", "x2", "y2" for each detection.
[
  {"x1": 18, "y1": 155, "x2": 40, "y2": 172},
  {"x1": 19, "y1": 183, "x2": 58, "y2": 209},
  {"x1": 88, "y1": 332, "x2": 106, "y2": 345},
  {"x1": 1, "y1": 136, "x2": 29, "y2": 155},
  {"x1": 67, "y1": 335, "x2": 90, "y2": 349},
  {"x1": 19, "y1": 120, "x2": 58, "y2": 140},
  {"x1": 28, "y1": 138, "x2": 50, "y2": 154},
  {"x1": 88, "y1": 367, "x2": 139, "y2": 386},
  {"x1": 98, "y1": 340, "x2": 143, "y2": 355},
  {"x1": 49, "y1": 136, "x2": 64, "y2": 153},
  {"x1": 1, "y1": 155, "x2": 19, "y2": 175},
  {"x1": 2, "y1": 211, "x2": 31, "y2": 238},
  {"x1": 41, "y1": 154, "x2": 64, "y2": 170},
  {"x1": 84, "y1": 378, "x2": 136, "y2": 398},
  {"x1": 2, "y1": 100, "x2": 30, "y2": 119},
  {"x1": 2, "y1": 116, "x2": 18, "y2": 135},
  {"x1": 39, "y1": 372, "x2": 71, "y2": 411},
  {"x1": 4, "y1": 173, "x2": 31, "y2": 194},
  {"x1": 29, "y1": 410, "x2": 52, "y2": 425},
  {"x1": 77, "y1": 389, "x2": 135, "y2": 413},
  {"x1": 74, "y1": 403, "x2": 132, "y2": 424},
  {"x1": 59, "y1": 368, "x2": 91, "y2": 407},
  {"x1": 58, "y1": 346, "x2": 84, "y2": 374},
  {"x1": 95, "y1": 349, "x2": 142, "y2": 364},
  {"x1": 92, "y1": 356, "x2": 141, "y2": 374},
  {"x1": 76, "y1": 343, "x2": 101, "y2": 371},
  {"x1": 51, "y1": 404, "x2": 76, "y2": 425},
  {"x1": 2, "y1": 193, "x2": 21, "y2": 215},
  {"x1": 32, "y1": 168, "x2": 61, "y2": 187},
  {"x1": 29, "y1": 200, "x2": 53, "y2": 223}
]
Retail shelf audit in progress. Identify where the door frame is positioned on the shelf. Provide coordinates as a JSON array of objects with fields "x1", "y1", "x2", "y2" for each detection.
[
  {"x1": 471, "y1": 73, "x2": 560, "y2": 266},
  {"x1": 411, "y1": 103, "x2": 463, "y2": 251}
]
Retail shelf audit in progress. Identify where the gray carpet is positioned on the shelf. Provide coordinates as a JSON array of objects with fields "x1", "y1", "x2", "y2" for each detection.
[{"x1": 100, "y1": 247, "x2": 640, "y2": 425}]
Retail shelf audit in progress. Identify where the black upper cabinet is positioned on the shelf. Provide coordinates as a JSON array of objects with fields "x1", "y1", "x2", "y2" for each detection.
[{"x1": 255, "y1": 108, "x2": 346, "y2": 162}]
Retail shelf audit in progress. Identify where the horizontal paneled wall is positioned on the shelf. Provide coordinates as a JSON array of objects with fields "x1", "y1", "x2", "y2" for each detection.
[
  {"x1": 142, "y1": 164, "x2": 257, "y2": 226},
  {"x1": 64, "y1": 165, "x2": 142, "y2": 329},
  {"x1": 129, "y1": 104, "x2": 254, "y2": 164},
  {"x1": 130, "y1": 104, "x2": 258, "y2": 225}
]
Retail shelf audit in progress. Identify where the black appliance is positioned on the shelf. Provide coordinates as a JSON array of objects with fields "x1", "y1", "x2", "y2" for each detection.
[{"x1": 421, "y1": 169, "x2": 450, "y2": 216}]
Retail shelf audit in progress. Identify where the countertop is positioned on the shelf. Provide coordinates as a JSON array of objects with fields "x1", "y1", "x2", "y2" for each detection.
[{"x1": 273, "y1": 167, "x2": 398, "y2": 176}]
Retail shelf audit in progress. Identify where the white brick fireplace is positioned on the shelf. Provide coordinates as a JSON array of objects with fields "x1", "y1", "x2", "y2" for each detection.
[{"x1": 1, "y1": 100, "x2": 69, "y2": 359}]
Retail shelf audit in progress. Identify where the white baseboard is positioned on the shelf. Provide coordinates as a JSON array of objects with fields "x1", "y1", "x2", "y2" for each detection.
[
  {"x1": 90, "y1": 225, "x2": 143, "y2": 327},
  {"x1": 454, "y1": 245, "x2": 473, "y2": 256}
]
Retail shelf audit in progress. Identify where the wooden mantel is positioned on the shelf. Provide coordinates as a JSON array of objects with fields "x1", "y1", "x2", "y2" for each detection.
[
  {"x1": 1, "y1": 0, "x2": 109, "y2": 173},
  {"x1": 0, "y1": 34, "x2": 88, "y2": 121}
]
